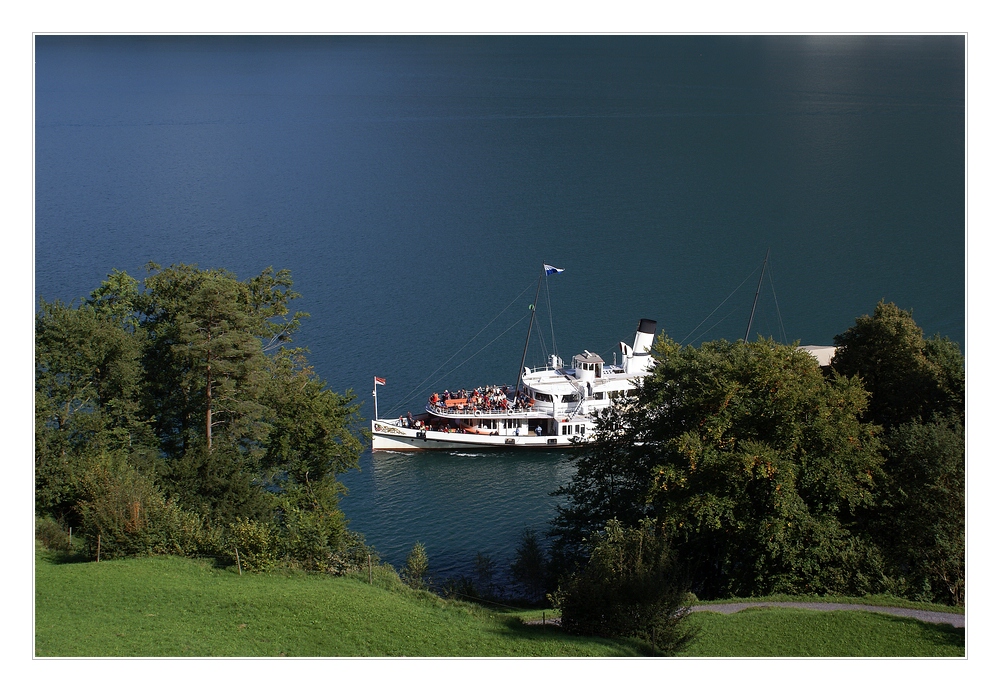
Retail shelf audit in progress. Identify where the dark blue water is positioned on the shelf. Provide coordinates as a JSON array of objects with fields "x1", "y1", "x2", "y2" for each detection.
[{"x1": 35, "y1": 35, "x2": 965, "y2": 579}]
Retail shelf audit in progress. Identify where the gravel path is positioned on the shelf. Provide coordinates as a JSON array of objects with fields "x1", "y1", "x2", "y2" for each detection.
[
  {"x1": 524, "y1": 603, "x2": 964, "y2": 628},
  {"x1": 688, "y1": 602, "x2": 965, "y2": 628}
]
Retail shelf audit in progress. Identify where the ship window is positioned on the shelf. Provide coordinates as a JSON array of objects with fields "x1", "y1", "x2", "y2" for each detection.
[
  {"x1": 563, "y1": 393, "x2": 580, "y2": 402},
  {"x1": 594, "y1": 392, "x2": 605, "y2": 400}
]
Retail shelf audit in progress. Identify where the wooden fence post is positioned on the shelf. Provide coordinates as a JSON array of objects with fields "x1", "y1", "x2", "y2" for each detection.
[
  {"x1": 235, "y1": 546, "x2": 243, "y2": 576},
  {"x1": 367, "y1": 553, "x2": 373, "y2": 585},
  {"x1": 96, "y1": 533, "x2": 101, "y2": 563}
]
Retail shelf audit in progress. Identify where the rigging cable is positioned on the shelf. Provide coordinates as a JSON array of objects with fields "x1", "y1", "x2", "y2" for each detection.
[
  {"x1": 384, "y1": 280, "x2": 535, "y2": 413},
  {"x1": 766, "y1": 260, "x2": 787, "y2": 344},
  {"x1": 681, "y1": 265, "x2": 759, "y2": 346},
  {"x1": 688, "y1": 303, "x2": 747, "y2": 346},
  {"x1": 544, "y1": 270, "x2": 557, "y2": 359},
  {"x1": 421, "y1": 313, "x2": 530, "y2": 400},
  {"x1": 534, "y1": 313, "x2": 549, "y2": 367}
]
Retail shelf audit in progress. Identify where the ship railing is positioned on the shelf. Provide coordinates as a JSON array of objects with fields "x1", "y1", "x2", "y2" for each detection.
[
  {"x1": 523, "y1": 364, "x2": 563, "y2": 376},
  {"x1": 425, "y1": 401, "x2": 543, "y2": 416}
]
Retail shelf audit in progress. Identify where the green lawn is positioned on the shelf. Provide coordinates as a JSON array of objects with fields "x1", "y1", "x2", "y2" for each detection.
[
  {"x1": 681, "y1": 608, "x2": 964, "y2": 657},
  {"x1": 35, "y1": 549, "x2": 964, "y2": 657},
  {"x1": 34, "y1": 549, "x2": 636, "y2": 657}
]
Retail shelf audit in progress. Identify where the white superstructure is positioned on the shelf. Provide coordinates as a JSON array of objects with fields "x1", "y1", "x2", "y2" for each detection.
[{"x1": 371, "y1": 319, "x2": 657, "y2": 451}]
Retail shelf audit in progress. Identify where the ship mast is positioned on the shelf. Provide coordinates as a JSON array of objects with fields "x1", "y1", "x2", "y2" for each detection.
[
  {"x1": 744, "y1": 248, "x2": 770, "y2": 344},
  {"x1": 515, "y1": 264, "x2": 545, "y2": 396}
]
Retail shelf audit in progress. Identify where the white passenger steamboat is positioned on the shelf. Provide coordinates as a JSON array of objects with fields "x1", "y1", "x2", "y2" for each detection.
[{"x1": 370, "y1": 264, "x2": 657, "y2": 451}]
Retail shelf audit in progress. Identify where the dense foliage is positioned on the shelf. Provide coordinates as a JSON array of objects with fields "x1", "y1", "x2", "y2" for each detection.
[
  {"x1": 830, "y1": 300, "x2": 964, "y2": 429},
  {"x1": 36, "y1": 264, "x2": 366, "y2": 571},
  {"x1": 553, "y1": 337, "x2": 884, "y2": 599},
  {"x1": 509, "y1": 528, "x2": 552, "y2": 604},
  {"x1": 401, "y1": 542, "x2": 430, "y2": 588},
  {"x1": 830, "y1": 301, "x2": 965, "y2": 603},
  {"x1": 552, "y1": 303, "x2": 964, "y2": 605},
  {"x1": 553, "y1": 519, "x2": 694, "y2": 655}
]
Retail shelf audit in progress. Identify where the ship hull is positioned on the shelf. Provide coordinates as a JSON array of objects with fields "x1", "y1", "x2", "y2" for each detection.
[{"x1": 371, "y1": 420, "x2": 578, "y2": 451}]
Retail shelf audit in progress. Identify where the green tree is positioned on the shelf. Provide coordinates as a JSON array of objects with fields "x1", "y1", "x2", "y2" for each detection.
[
  {"x1": 262, "y1": 348, "x2": 363, "y2": 485},
  {"x1": 830, "y1": 300, "x2": 964, "y2": 427},
  {"x1": 402, "y1": 542, "x2": 429, "y2": 588},
  {"x1": 75, "y1": 451, "x2": 210, "y2": 560},
  {"x1": 140, "y1": 264, "x2": 296, "y2": 458},
  {"x1": 549, "y1": 402, "x2": 657, "y2": 573},
  {"x1": 553, "y1": 336, "x2": 885, "y2": 599},
  {"x1": 88, "y1": 268, "x2": 142, "y2": 327},
  {"x1": 35, "y1": 297, "x2": 153, "y2": 520},
  {"x1": 870, "y1": 415, "x2": 965, "y2": 604},
  {"x1": 510, "y1": 528, "x2": 551, "y2": 604},
  {"x1": 831, "y1": 301, "x2": 965, "y2": 604},
  {"x1": 262, "y1": 348, "x2": 363, "y2": 567},
  {"x1": 472, "y1": 552, "x2": 505, "y2": 601},
  {"x1": 554, "y1": 519, "x2": 694, "y2": 655},
  {"x1": 35, "y1": 299, "x2": 147, "y2": 454},
  {"x1": 227, "y1": 518, "x2": 279, "y2": 572},
  {"x1": 36, "y1": 263, "x2": 365, "y2": 569},
  {"x1": 137, "y1": 263, "x2": 311, "y2": 526}
]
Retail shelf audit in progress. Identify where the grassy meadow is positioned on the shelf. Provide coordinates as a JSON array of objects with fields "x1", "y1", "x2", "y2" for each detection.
[
  {"x1": 682, "y1": 608, "x2": 963, "y2": 657},
  {"x1": 34, "y1": 549, "x2": 636, "y2": 657},
  {"x1": 35, "y1": 548, "x2": 964, "y2": 657}
]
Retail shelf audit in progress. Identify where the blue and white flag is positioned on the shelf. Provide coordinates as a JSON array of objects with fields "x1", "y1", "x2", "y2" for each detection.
[{"x1": 543, "y1": 264, "x2": 565, "y2": 275}]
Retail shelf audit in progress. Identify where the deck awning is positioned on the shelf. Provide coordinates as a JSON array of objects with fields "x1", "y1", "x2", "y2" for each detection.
[{"x1": 797, "y1": 345, "x2": 837, "y2": 367}]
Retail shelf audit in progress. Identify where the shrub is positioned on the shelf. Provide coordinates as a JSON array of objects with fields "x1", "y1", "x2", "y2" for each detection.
[
  {"x1": 76, "y1": 452, "x2": 206, "y2": 560},
  {"x1": 228, "y1": 518, "x2": 280, "y2": 572},
  {"x1": 325, "y1": 531, "x2": 375, "y2": 576},
  {"x1": 36, "y1": 515, "x2": 72, "y2": 551},
  {"x1": 271, "y1": 477, "x2": 353, "y2": 572},
  {"x1": 553, "y1": 519, "x2": 694, "y2": 655},
  {"x1": 346, "y1": 559, "x2": 406, "y2": 592},
  {"x1": 510, "y1": 528, "x2": 551, "y2": 604},
  {"x1": 401, "y1": 542, "x2": 429, "y2": 588},
  {"x1": 441, "y1": 552, "x2": 506, "y2": 603}
]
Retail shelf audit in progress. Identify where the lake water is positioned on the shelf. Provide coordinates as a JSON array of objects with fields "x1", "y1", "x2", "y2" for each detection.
[{"x1": 34, "y1": 35, "x2": 965, "y2": 581}]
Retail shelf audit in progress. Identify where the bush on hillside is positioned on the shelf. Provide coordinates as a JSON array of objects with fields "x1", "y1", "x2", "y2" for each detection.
[
  {"x1": 509, "y1": 528, "x2": 553, "y2": 605},
  {"x1": 401, "y1": 542, "x2": 429, "y2": 588},
  {"x1": 76, "y1": 452, "x2": 210, "y2": 560},
  {"x1": 36, "y1": 515, "x2": 72, "y2": 551},
  {"x1": 553, "y1": 519, "x2": 694, "y2": 655},
  {"x1": 228, "y1": 518, "x2": 280, "y2": 572}
]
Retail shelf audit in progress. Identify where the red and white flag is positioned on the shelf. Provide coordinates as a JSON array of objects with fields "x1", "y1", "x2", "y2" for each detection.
[{"x1": 374, "y1": 376, "x2": 386, "y2": 386}]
